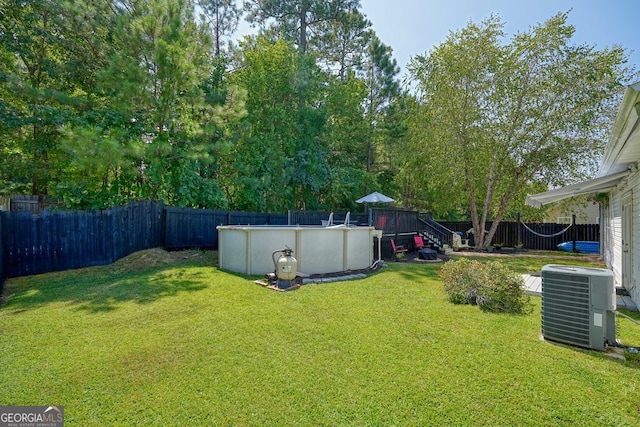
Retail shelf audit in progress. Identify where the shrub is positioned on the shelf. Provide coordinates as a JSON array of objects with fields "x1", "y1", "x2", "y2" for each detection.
[
  {"x1": 438, "y1": 258, "x2": 483, "y2": 305},
  {"x1": 439, "y1": 259, "x2": 531, "y2": 314}
]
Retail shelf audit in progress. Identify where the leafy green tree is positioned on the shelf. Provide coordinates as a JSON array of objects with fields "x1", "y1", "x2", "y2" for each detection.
[
  {"x1": 321, "y1": 72, "x2": 372, "y2": 209},
  {"x1": 87, "y1": 0, "x2": 232, "y2": 208},
  {"x1": 54, "y1": 125, "x2": 142, "y2": 209},
  {"x1": 0, "y1": 0, "x2": 425, "y2": 216},
  {"x1": 224, "y1": 37, "x2": 328, "y2": 211},
  {"x1": 0, "y1": 0, "x2": 103, "y2": 195},
  {"x1": 243, "y1": 1, "x2": 384, "y2": 209},
  {"x1": 407, "y1": 12, "x2": 633, "y2": 248}
]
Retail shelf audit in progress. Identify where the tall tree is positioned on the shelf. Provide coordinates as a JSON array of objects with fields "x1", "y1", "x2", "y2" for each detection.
[
  {"x1": 64, "y1": 0, "x2": 236, "y2": 209},
  {"x1": 360, "y1": 34, "x2": 400, "y2": 174},
  {"x1": 196, "y1": 0, "x2": 241, "y2": 57},
  {"x1": 321, "y1": 71, "x2": 372, "y2": 209},
  {"x1": 243, "y1": 0, "x2": 361, "y2": 55},
  {"x1": 224, "y1": 36, "x2": 328, "y2": 211},
  {"x1": 0, "y1": 0, "x2": 107, "y2": 195},
  {"x1": 407, "y1": 12, "x2": 633, "y2": 248},
  {"x1": 314, "y1": 8, "x2": 371, "y2": 79}
]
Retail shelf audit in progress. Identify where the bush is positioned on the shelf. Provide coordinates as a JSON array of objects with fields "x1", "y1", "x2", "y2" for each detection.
[
  {"x1": 438, "y1": 258, "x2": 482, "y2": 305},
  {"x1": 438, "y1": 259, "x2": 531, "y2": 314}
]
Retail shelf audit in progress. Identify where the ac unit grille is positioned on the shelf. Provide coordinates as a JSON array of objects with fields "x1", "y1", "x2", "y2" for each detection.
[
  {"x1": 542, "y1": 271, "x2": 591, "y2": 348},
  {"x1": 541, "y1": 265, "x2": 615, "y2": 351}
]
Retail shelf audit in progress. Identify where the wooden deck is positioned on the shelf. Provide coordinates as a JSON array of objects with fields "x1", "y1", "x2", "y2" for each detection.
[{"x1": 523, "y1": 274, "x2": 542, "y2": 296}]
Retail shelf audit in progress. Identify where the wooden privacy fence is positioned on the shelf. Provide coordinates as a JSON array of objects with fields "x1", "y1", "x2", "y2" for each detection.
[
  {"x1": 1, "y1": 201, "x2": 600, "y2": 281},
  {"x1": 7, "y1": 195, "x2": 59, "y2": 214},
  {"x1": 164, "y1": 208, "x2": 288, "y2": 250},
  {"x1": 438, "y1": 221, "x2": 599, "y2": 251},
  {"x1": 0, "y1": 201, "x2": 289, "y2": 280},
  {"x1": 1, "y1": 201, "x2": 164, "y2": 278},
  {"x1": 288, "y1": 210, "x2": 369, "y2": 226},
  {"x1": 370, "y1": 208, "x2": 420, "y2": 236}
]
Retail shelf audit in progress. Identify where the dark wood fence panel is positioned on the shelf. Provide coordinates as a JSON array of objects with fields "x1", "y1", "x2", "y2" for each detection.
[
  {"x1": 1, "y1": 201, "x2": 293, "y2": 280},
  {"x1": 164, "y1": 207, "x2": 227, "y2": 250},
  {"x1": 163, "y1": 209, "x2": 289, "y2": 250},
  {"x1": 1, "y1": 201, "x2": 164, "y2": 278},
  {"x1": 0, "y1": 203, "x2": 602, "y2": 282},
  {"x1": 110, "y1": 200, "x2": 165, "y2": 260},
  {"x1": 289, "y1": 210, "x2": 331, "y2": 225},
  {"x1": 9, "y1": 195, "x2": 58, "y2": 214},
  {"x1": 228, "y1": 211, "x2": 288, "y2": 225},
  {"x1": 3, "y1": 210, "x2": 103, "y2": 277},
  {"x1": 438, "y1": 221, "x2": 599, "y2": 251},
  {"x1": 288, "y1": 210, "x2": 368, "y2": 226},
  {"x1": 371, "y1": 208, "x2": 420, "y2": 236}
]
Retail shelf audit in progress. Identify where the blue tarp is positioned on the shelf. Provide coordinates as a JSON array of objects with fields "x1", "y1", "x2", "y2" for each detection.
[{"x1": 557, "y1": 241, "x2": 599, "y2": 254}]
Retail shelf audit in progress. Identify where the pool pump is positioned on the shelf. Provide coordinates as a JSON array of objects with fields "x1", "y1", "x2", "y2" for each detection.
[{"x1": 265, "y1": 246, "x2": 300, "y2": 290}]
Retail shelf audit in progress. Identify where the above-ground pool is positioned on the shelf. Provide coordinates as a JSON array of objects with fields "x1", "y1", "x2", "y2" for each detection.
[{"x1": 217, "y1": 225, "x2": 382, "y2": 276}]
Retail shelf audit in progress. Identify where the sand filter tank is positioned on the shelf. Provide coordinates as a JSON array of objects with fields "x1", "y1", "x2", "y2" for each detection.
[{"x1": 267, "y1": 246, "x2": 299, "y2": 290}]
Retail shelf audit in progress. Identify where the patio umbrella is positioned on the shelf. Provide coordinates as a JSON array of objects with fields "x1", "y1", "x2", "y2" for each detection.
[{"x1": 356, "y1": 192, "x2": 395, "y2": 204}]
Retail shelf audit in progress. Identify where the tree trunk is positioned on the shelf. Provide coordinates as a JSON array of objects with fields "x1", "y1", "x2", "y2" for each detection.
[
  {"x1": 214, "y1": 3, "x2": 221, "y2": 57},
  {"x1": 298, "y1": 5, "x2": 307, "y2": 53}
]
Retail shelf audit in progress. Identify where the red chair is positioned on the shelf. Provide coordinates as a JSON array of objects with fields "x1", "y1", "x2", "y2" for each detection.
[
  {"x1": 414, "y1": 235, "x2": 426, "y2": 250},
  {"x1": 391, "y1": 239, "x2": 407, "y2": 260},
  {"x1": 376, "y1": 216, "x2": 388, "y2": 229}
]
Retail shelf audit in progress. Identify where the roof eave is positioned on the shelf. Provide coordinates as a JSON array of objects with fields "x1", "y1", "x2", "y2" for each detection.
[{"x1": 598, "y1": 82, "x2": 640, "y2": 177}]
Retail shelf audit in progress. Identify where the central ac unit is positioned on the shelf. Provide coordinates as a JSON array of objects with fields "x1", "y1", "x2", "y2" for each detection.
[{"x1": 541, "y1": 265, "x2": 616, "y2": 350}]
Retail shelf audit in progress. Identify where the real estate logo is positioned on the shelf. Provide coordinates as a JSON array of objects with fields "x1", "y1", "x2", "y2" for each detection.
[{"x1": 0, "y1": 406, "x2": 64, "y2": 427}]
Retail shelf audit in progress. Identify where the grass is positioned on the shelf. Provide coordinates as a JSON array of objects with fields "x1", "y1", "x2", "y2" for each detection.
[
  {"x1": 1, "y1": 249, "x2": 639, "y2": 426},
  {"x1": 447, "y1": 250, "x2": 607, "y2": 274}
]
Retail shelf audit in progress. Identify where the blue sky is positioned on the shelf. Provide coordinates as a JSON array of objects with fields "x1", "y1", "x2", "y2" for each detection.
[
  {"x1": 233, "y1": 1, "x2": 638, "y2": 81},
  {"x1": 361, "y1": 0, "x2": 639, "y2": 78}
]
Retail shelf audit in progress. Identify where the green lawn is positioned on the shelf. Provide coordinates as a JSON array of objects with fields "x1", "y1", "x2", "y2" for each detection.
[
  {"x1": 447, "y1": 250, "x2": 607, "y2": 274},
  {"x1": 1, "y1": 250, "x2": 639, "y2": 426}
]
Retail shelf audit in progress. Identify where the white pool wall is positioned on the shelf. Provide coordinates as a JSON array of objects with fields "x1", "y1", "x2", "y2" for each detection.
[{"x1": 217, "y1": 225, "x2": 379, "y2": 275}]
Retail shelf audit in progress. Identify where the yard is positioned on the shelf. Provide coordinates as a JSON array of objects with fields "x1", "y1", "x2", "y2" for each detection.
[{"x1": 1, "y1": 249, "x2": 639, "y2": 426}]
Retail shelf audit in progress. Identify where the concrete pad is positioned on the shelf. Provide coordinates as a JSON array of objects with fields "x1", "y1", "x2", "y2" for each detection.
[{"x1": 522, "y1": 274, "x2": 541, "y2": 296}]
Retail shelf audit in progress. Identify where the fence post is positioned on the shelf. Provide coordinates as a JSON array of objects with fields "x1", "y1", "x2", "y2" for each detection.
[
  {"x1": 394, "y1": 209, "x2": 399, "y2": 240},
  {"x1": 572, "y1": 214, "x2": 577, "y2": 253}
]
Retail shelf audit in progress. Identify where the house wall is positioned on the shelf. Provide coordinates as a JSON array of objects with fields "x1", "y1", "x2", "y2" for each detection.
[
  {"x1": 606, "y1": 189, "x2": 622, "y2": 286},
  {"x1": 543, "y1": 201, "x2": 599, "y2": 224},
  {"x1": 606, "y1": 169, "x2": 640, "y2": 307},
  {"x1": 601, "y1": 198, "x2": 614, "y2": 271}
]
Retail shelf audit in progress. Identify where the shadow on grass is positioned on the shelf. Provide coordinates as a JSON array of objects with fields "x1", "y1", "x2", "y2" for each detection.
[
  {"x1": 2, "y1": 263, "x2": 210, "y2": 314},
  {"x1": 384, "y1": 258, "x2": 444, "y2": 282}
]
